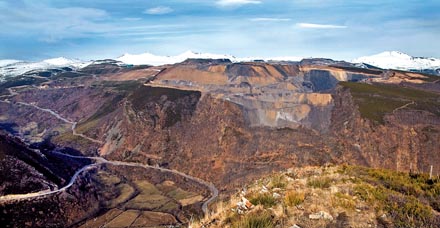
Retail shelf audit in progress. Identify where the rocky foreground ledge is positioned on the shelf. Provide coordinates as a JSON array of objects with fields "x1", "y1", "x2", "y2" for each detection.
[{"x1": 193, "y1": 165, "x2": 440, "y2": 228}]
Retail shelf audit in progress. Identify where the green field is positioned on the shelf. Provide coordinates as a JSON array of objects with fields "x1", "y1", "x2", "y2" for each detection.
[{"x1": 340, "y1": 82, "x2": 440, "y2": 123}]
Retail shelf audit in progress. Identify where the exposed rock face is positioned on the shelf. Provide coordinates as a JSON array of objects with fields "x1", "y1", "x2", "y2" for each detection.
[
  {"x1": 151, "y1": 61, "x2": 383, "y2": 131},
  {"x1": 0, "y1": 132, "x2": 90, "y2": 195},
  {"x1": 1, "y1": 59, "x2": 439, "y2": 204},
  {"x1": 331, "y1": 87, "x2": 440, "y2": 174},
  {"x1": 227, "y1": 92, "x2": 334, "y2": 131},
  {"x1": 92, "y1": 91, "x2": 340, "y2": 190}
]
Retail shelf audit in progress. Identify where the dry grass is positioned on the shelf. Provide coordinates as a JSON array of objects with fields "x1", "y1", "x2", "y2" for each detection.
[
  {"x1": 307, "y1": 177, "x2": 332, "y2": 189},
  {"x1": 125, "y1": 180, "x2": 178, "y2": 211},
  {"x1": 284, "y1": 191, "x2": 305, "y2": 207},
  {"x1": 247, "y1": 192, "x2": 277, "y2": 208},
  {"x1": 331, "y1": 192, "x2": 356, "y2": 211},
  {"x1": 231, "y1": 211, "x2": 275, "y2": 228},
  {"x1": 106, "y1": 183, "x2": 136, "y2": 208},
  {"x1": 269, "y1": 174, "x2": 287, "y2": 189},
  {"x1": 192, "y1": 165, "x2": 440, "y2": 228},
  {"x1": 104, "y1": 210, "x2": 139, "y2": 228}
]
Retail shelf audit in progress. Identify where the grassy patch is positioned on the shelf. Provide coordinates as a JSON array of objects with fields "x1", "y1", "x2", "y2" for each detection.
[
  {"x1": 125, "y1": 193, "x2": 172, "y2": 210},
  {"x1": 248, "y1": 193, "x2": 277, "y2": 208},
  {"x1": 270, "y1": 174, "x2": 287, "y2": 189},
  {"x1": 106, "y1": 183, "x2": 136, "y2": 208},
  {"x1": 53, "y1": 132, "x2": 94, "y2": 147},
  {"x1": 307, "y1": 177, "x2": 332, "y2": 189},
  {"x1": 125, "y1": 180, "x2": 179, "y2": 211},
  {"x1": 232, "y1": 211, "x2": 275, "y2": 228},
  {"x1": 340, "y1": 82, "x2": 440, "y2": 123},
  {"x1": 75, "y1": 94, "x2": 124, "y2": 134},
  {"x1": 284, "y1": 191, "x2": 305, "y2": 207},
  {"x1": 87, "y1": 95, "x2": 124, "y2": 122},
  {"x1": 344, "y1": 166, "x2": 439, "y2": 227},
  {"x1": 104, "y1": 210, "x2": 139, "y2": 228},
  {"x1": 129, "y1": 86, "x2": 200, "y2": 111},
  {"x1": 331, "y1": 192, "x2": 356, "y2": 210},
  {"x1": 95, "y1": 171, "x2": 121, "y2": 186}
]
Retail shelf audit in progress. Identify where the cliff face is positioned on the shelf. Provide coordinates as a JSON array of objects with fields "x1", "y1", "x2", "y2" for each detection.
[
  {"x1": 93, "y1": 87, "x2": 338, "y2": 190},
  {"x1": 1, "y1": 60, "x2": 439, "y2": 192},
  {"x1": 331, "y1": 86, "x2": 440, "y2": 174}
]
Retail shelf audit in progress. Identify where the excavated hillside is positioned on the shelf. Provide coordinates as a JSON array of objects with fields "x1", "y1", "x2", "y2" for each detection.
[{"x1": 1, "y1": 59, "x2": 439, "y2": 221}]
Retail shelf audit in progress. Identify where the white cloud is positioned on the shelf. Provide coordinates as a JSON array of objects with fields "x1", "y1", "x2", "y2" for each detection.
[
  {"x1": 296, "y1": 23, "x2": 347, "y2": 29},
  {"x1": 122, "y1": 17, "x2": 142, "y2": 21},
  {"x1": 144, "y1": 6, "x2": 174, "y2": 15},
  {"x1": 216, "y1": 0, "x2": 262, "y2": 7},
  {"x1": 0, "y1": 2, "x2": 109, "y2": 42},
  {"x1": 250, "y1": 18, "x2": 291, "y2": 22}
]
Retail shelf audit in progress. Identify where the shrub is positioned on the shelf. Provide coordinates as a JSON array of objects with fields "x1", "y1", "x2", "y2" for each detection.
[
  {"x1": 284, "y1": 191, "x2": 305, "y2": 207},
  {"x1": 232, "y1": 211, "x2": 275, "y2": 228},
  {"x1": 385, "y1": 194, "x2": 433, "y2": 228},
  {"x1": 248, "y1": 193, "x2": 277, "y2": 208},
  {"x1": 307, "y1": 177, "x2": 332, "y2": 188},
  {"x1": 332, "y1": 192, "x2": 356, "y2": 210},
  {"x1": 270, "y1": 174, "x2": 287, "y2": 189}
]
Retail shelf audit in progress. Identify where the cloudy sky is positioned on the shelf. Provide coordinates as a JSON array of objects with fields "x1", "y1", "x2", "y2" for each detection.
[{"x1": 1, "y1": 0, "x2": 439, "y2": 61}]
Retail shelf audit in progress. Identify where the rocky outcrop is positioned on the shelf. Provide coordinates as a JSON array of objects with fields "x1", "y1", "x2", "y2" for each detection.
[
  {"x1": 331, "y1": 86, "x2": 440, "y2": 174},
  {"x1": 1, "y1": 59, "x2": 439, "y2": 194}
]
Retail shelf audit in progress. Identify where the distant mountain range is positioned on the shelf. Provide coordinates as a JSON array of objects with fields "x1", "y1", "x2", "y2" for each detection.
[
  {"x1": 116, "y1": 50, "x2": 304, "y2": 66},
  {"x1": 353, "y1": 51, "x2": 440, "y2": 72},
  {"x1": 1, "y1": 51, "x2": 439, "y2": 80},
  {"x1": 0, "y1": 57, "x2": 90, "y2": 81}
]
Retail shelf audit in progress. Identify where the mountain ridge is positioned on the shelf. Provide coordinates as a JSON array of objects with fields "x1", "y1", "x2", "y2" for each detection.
[
  {"x1": 1, "y1": 51, "x2": 439, "y2": 81},
  {"x1": 353, "y1": 51, "x2": 440, "y2": 71}
]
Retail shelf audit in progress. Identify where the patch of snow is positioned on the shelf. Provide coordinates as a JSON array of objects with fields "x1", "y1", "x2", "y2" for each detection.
[
  {"x1": 0, "y1": 57, "x2": 91, "y2": 80},
  {"x1": 117, "y1": 50, "x2": 303, "y2": 66},
  {"x1": 352, "y1": 51, "x2": 440, "y2": 71},
  {"x1": 0, "y1": 60, "x2": 20, "y2": 67},
  {"x1": 117, "y1": 51, "x2": 235, "y2": 66}
]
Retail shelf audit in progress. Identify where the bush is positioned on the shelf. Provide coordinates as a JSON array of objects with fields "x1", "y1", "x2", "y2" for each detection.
[
  {"x1": 248, "y1": 193, "x2": 277, "y2": 208},
  {"x1": 284, "y1": 191, "x2": 305, "y2": 207},
  {"x1": 386, "y1": 194, "x2": 433, "y2": 228},
  {"x1": 270, "y1": 174, "x2": 287, "y2": 189},
  {"x1": 332, "y1": 192, "x2": 355, "y2": 210},
  {"x1": 307, "y1": 177, "x2": 332, "y2": 189},
  {"x1": 232, "y1": 211, "x2": 275, "y2": 228},
  {"x1": 354, "y1": 182, "x2": 435, "y2": 227}
]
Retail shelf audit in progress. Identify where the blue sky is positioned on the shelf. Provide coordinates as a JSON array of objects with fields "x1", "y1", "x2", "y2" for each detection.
[{"x1": 0, "y1": 0, "x2": 439, "y2": 61}]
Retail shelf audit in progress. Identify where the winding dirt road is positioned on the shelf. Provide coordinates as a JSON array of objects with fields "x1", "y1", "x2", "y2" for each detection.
[
  {"x1": 15, "y1": 101, "x2": 104, "y2": 144},
  {"x1": 0, "y1": 151, "x2": 218, "y2": 215},
  {"x1": 393, "y1": 101, "x2": 415, "y2": 114},
  {"x1": 0, "y1": 92, "x2": 218, "y2": 215}
]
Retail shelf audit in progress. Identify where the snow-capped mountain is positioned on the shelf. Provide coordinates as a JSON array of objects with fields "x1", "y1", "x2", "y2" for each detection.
[
  {"x1": 117, "y1": 51, "x2": 303, "y2": 66},
  {"x1": 352, "y1": 51, "x2": 440, "y2": 71},
  {"x1": 2, "y1": 51, "x2": 438, "y2": 81},
  {"x1": 117, "y1": 51, "x2": 235, "y2": 66},
  {"x1": 0, "y1": 57, "x2": 91, "y2": 81}
]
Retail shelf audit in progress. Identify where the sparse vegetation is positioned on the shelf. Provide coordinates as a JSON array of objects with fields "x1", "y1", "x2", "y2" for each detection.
[
  {"x1": 270, "y1": 174, "x2": 287, "y2": 189},
  {"x1": 344, "y1": 165, "x2": 439, "y2": 227},
  {"x1": 307, "y1": 176, "x2": 332, "y2": 188},
  {"x1": 340, "y1": 82, "x2": 440, "y2": 123},
  {"x1": 53, "y1": 132, "x2": 94, "y2": 148},
  {"x1": 248, "y1": 193, "x2": 277, "y2": 208},
  {"x1": 195, "y1": 165, "x2": 439, "y2": 228},
  {"x1": 331, "y1": 192, "x2": 355, "y2": 210},
  {"x1": 232, "y1": 210, "x2": 275, "y2": 228},
  {"x1": 284, "y1": 191, "x2": 305, "y2": 207}
]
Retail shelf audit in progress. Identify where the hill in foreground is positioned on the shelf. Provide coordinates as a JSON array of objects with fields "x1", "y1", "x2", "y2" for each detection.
[{"x1": 195, "y1": 165, "x2": 440, "y2": 228}]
